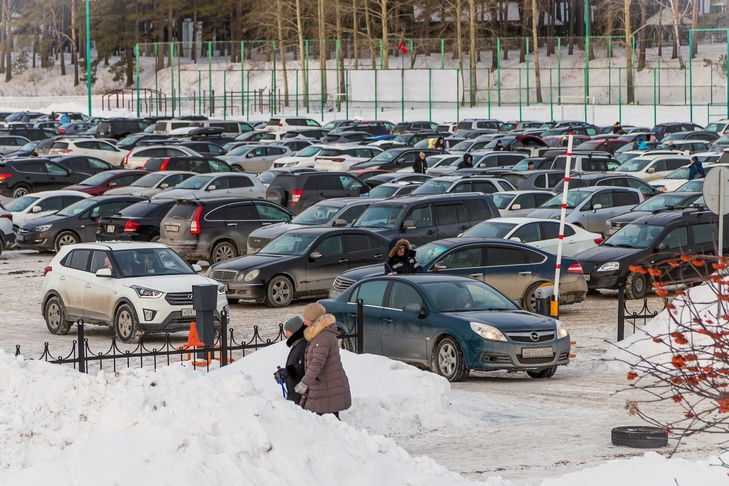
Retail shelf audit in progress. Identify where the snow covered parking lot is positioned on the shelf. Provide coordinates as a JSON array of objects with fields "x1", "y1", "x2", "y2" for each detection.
[{"x1": 0, "y1": 249, "x2": 725, "y2": 485}]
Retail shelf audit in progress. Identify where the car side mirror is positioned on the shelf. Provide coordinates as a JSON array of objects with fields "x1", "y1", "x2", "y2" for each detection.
[
  {"x1": 207, "y1": 185, "x2": 217, "y2": 191},
  {"x1": 647, "y1": 167, "x2": 655, "y2": 173},
  {"x1": 108, "y1": 181, "x2": 117, "y2": 187},
  {"x1": 160, "y1": 183, "x2": 169, "y2": 189},
  {"x1": 246, "y1": 152, "x2": 255, "y2": 158},
  {"x1": 192, "y1": 264, "x2": 202, "y2": 272},
  {"x1": 309, "y1": 251, "x2": 322, "y2": 260},
  {"x1": 402, "y1": 303, "x2": 422, "y2": 314},
  {"x1": 510, "y1": 203, "x2": 521, "y2": 211},
  {"x1": 403, "y1": 219, "x2": 416, "y2": 230},
  {"x1": 95, "y1": 268, "x2": 112, "y2": 278},
  {"x1": 31, "y1": 205, "x2": 42, "y2": 213},
  {"x1": 433, "y1": 262, "x2": 447, "y2": 271},
  {"x1": 592, "y1": 203, "x2": 603, "y2": 211},
  {"x1": 332, "y1": 218, "x2": 347, "y2": 227},
  {"x1": 656, "y1": 242, "x2": 668, "y2": 252},
  {"x1": 509, "y1": 236, "x2": 522, "y2": 242}
]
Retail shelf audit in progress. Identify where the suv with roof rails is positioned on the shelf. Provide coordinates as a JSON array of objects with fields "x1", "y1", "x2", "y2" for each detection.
[
  {"x1": 350, "y1": 147, "x2": 442, "y2": 171},
  {"x1": 577, "y1": 209, "x2": 726, "y2": 299},
  {"x1": 266, "y1": 171, "x2": 369, "y2": 214},
  {"x1": 500, "y1": 170, "x2": 566, "y2": 191},
  {"x1": 392, "y1": 121, "x2": 439, "y2": 134},
  {"x1": 266, "y1": 117, "x2": 321, "y2": 132},
  {"x1": 553, "y1": 172, "x2": 660, "y2": 198},
  {"x1": 651, "y1": 122, "x2": 704, "y2": 141},
  {"x1": 411, "y1": 175, "x2": 514, "y2": 195},
  {"x1": 353, "y1": 193, "x2": 499, "y2": 246},
  {"x1": 548, "y1": 153, "x2": 621, "y2": 172},
  {"x1": 96, "y1": 118, "x2": 148, "y2": 139},
  {"x1": 455, "y1": 119, "x2": 502, "y2": 130}
]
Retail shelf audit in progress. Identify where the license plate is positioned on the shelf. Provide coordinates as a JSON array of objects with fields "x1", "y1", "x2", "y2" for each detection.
[
  {"x1": 165, "y1": 225, "x2": 179, "y2": 233},
  {"x1": 522, "y1": 347, "x2": 554, "y2": 359},
  {"x1": 181, "y1": 308, "x2": 196, "y2": 318},
  {"x1": 106, "y1": 225, "x2": 115, "y2": 233}
]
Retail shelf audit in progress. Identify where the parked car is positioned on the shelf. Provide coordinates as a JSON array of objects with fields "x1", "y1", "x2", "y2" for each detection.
[
  {"x1": 0, "y1": 206, "x2": 13, "y2": 254},
  {"x1": 365, "y1": 180, "x2": 423, "y2": 199},
  {"x1": 0, "y1": 127, "x2": 55, "y2": 141},
  {"x1": 661, "y1": 130, "x2": 720, "y2": 143},
  {"x1": 266, "y1": 172, "x2": 369, "y2": 214},
  {"x1": 116, "y1": 133, "x2": 172, "y2": 150},
  {"x1": 455, "y1": 119, "x2": 502, "y2": 130},
  {"x1": 411, "y1": 175, "x2": 514, "y2": 195},
  {"x1": 64, "y1": 170, "x2": 148, "y2": 196},
  {"x1": 704, "y1": 119, "x2": 729, "y2": 135},
  {"x1": 104, "y1": 171, "x2": 195, "y2": 197},
  {"x1": 527, "y1": 187, "x2": 644, "y2": 235},
  {"x1": 427, "y1": 152, "x2": 527, "y2": 176},
  {"x1": 314, "y1": 146, "x2": 383, "y2": 171},
  {"x1": 171, "y1": 140, "x2": 227, "y2": 157},
  {"x1": 574, "y1": 138, "x2": 629, "y2": 154},
  {"x1": 210, "y1": 227, "x2": 389, "y2": 306},
  {"x1": 548, "y1": 153, "x2": 620, "y2": 173},
  {"x1": 50, "y1": 155, "x2": 113, "y2": 177},
  {"x1": 350, "y1": 148, "x2": 442, "y2": 171},
  {"x1": 331, "y1": 238, "x2": 587, "y2": 312},
  {"x1": 651, "y1": 122, "x2": 703, "y2": 141},
  {"x1": 369, "y1": 131, "x2": 438, "y2": 149},
  {"x1": 96, "y1": 199, "x2": 176, "y2": 242},
  {"x1": 3, "y1": 190, "x2": 89, "y2": 230},
  {"x1": 266, "y1": 116, "x2": 321, "y2": 132},
  {"x1": 363, "y1": 172, "x2": 430, "y2": 188},
  {"x1": 159, "y1": 197, "x2": 292, "y2": 263},
  {"x1": 500, "y1": 170, "x2": 566, "y2": 191},
  {"x1": 603, "y1": 191, "x2": 703, "y2": 236},
  {"x1": 552, "y1": 173, "x2": 661, "y2": 198},
  {"x1": 142, "y1": 156, "x2": 231, "y2": 173},
  {"x1": 675, "y1": 178, "x2": 704, "y2": 192},
  {"x1": 95, "y1": 118, "x2": 148, "y2": 139},
  {"x1": 16, "y1": 195, "x2": 144, "y2": 251},
  {"x1": 153, "y1": 173, "x2": 267, "y2": 200},
  {"x1": 0, "y1": 158, "x2": 88, "y2": 198},
  {"x1": 271, "y1": 144, "x2": 325, "y2": 168},
  {"x1": 352, "y1": 193, "x2": 499, "y2": 246},
  {"x1": 257, "y1": 167, "x2": 318, "y2": 187},
  {"x1": 649, "y1": 164, "x2": 704, "y2": 192},
  {"x1": 0, "y1": 135, "x2": 30, "y2": 154},
  {"x1": 323, "y1": 274, "x2": 570, "y2": 381},
  {"x1": 48, "y1": 138, "x2": 127, "y2": 167},
  {"x1": 460, "y1": 217, "x2": 601, "y2": 257},
  {"x1": 216, "y1": 144, "x2": 291, "y2": 173},
  {"x1": 124, "y1": 145, "x2": 204, "y2": 169},
  {"x1": 491, "y1": 190, "x2": 556, "y2": 216},
  {"x1": 58, "y1": 121, "x2": 92, "y2": 136},
  {"x1": 615, "y1": 155, "x2": 691, "y2": 182},
  {"x1": 41, "y1": 242, "x2": 227, "y2": 342}
]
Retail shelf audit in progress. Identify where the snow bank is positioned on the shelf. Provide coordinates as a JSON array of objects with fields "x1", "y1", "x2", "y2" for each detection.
[{"x1": 0, "y1": 349, "x2": 475, "y2": 486}]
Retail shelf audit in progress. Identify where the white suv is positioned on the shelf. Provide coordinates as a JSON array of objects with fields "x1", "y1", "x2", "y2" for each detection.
[{"x1": 42, "y1": 242, "x2": 228, "y2": 342}]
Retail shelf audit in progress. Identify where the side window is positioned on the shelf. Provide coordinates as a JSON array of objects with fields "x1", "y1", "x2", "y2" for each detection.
[
  {"x1": 343, "y1": 234, "x2": 372, "y2": 252},
  {"x1": 163, "y1": 174, "x2": 187, "y2": 186},
  {"x1": 613, "y1": 190, "x2": 641, "y2": 206},
  {"x1": 667, "y1": 159, "x2": 687, "y2": 170},
  {"x1": 339, "y1": 175, "x2": 364, "y2": 192},
  {"x1": 540, "y1": 222, "x2": 562, "y2": 240},
  {"x1": 590, "y1": 191, "x2": 614, "y2": 209},
  {"x1": 314, "y1": 235, "x2": 343, "y2": 255},
  {"x1": 547, "y1": 173, "x2": 563, "y2": 187},
  {"x1": 514, "y1": 194, "x2": 536, "y2": 209},
  {"x1": 438, "y1": 247, "x2": 482, "y2": 268},
  {"x1": 399, "y1": 152, "x2": 418, "y2": 164},
  {"x1": 210, "y1": 177, "x2": 230, "y2": 190},
  {"x1": 485, "y1": 247, "x2": 529, "y2": 266},
  {"x1": 512, "y1": 222, "x2": 542, "y2": 243},
  {"x1": 97, "y1": 142, "x2": 116, "y2": 152},
  {"x1": 652, "y1": 160, "x2": 667, "y2": 172},
  {"x1": 338, "y1": 205, "x2": 368, "y2": 223},
  {"x1": 405, "y1": 206, "x2": 433, "y2": 228},
  {"x1": 692, "y1": 223, "x2": 715, "y2": 245},
  {"x1": 660, "y1": 226, "x2": 689, "y2": 250},
  {"x1": 468, "y1": 200, "x2": 494, "y2": 221},
  {"x1": 205, "y1": 206, "x2": 227, "y2": 221},
  {"x1": 66, "y1": 249, "x2": 90, "y2": 271},
  {"x1": 312, "y1": 175, "x2": 344, "y2": 191},
  {"x1": 350, "y1": 279, "x2": 388, "y2": 305},
  {"x1": 208, "y1": 159, "x2": 229, "y2": 172},
  {"x1": 388, "y1": 281, "x2": 425, "y2": 310},
  {"x1": 45, "y1": 162, "x2": 68, "y2": 175},
  {"x1": 563, "y1": 224, "x2": 576, "y2": 237},
  {"x1": 38, "y1": 196, "x2": 64, "y2": 212},
  {"x1": 94, "y1": 201, "x2": 131, "y2": 218},
  {"x1": 471, "y1": 181, "x2": 498, "y2": 194},
  {"x1": 251, "y1": 147, "x2": 266, "y2": 157},
  {"x1": 113, "y1": 175, "x2": 137, "y2": 186},
  {"x1": 88, "y1": 158, "x2": 109, "y2": 169},
  {"x1": 534, "y1": 193, "x2": 553, "y2": 207},
  {"x1": 229, "y1": 176, "x2": 254, "y2": 188},
  {"x1": 255, "y1": 203, "x2": 289, "y2": 221},
  {"x1": 434, "y1": 204, "x2": 459, "y2": 225},
  {"x1": 451, "y1": 182, "x2": 471, "y2": 193},
  {"x1": 226, "y1": 203, "x2": 258, "y2": 220},
  {"x1": 89, "y1": 250, "x2": 112, "y2": 273}
]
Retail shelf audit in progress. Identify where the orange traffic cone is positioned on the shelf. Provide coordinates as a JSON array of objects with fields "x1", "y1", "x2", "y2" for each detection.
[{"x1": 186, "y1": 321, "x2": 205, "y2": 347}]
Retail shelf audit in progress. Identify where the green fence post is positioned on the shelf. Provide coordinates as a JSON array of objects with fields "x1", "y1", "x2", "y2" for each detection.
[
  {"x1": 428, "y1": 68, "x2": 432, "y2": 122},
  {"x1": 557, "y1": 37, "x2": 562, "y2": 105},
  {"x1": 689, "y1": 32, "x2": 693, "y2": 123},
  {"x1": 653, "y1": 67, "x2": 657, "y2": 126},
  {"x1": 305, "y1": 39, "x2": 310, "y2": 113},
  {"x1": 518, "y1": 67, "x2": 522, "y2": 122},
  {"x1": 525, "y1": 37, "x2": 530, "y2": 106},
  {"x1": 497, "y1": 38, "x2": 501, "y2": 106},
  {"x1": 198, "y1": 70, "x2": 201, "y2": 115},
  {"x1": 223, "y1": 69, "x2": 227, "y2": 119},
  {"x1": 170, "y1": 43, "x2": 175, "y2": 117},
  {"x1": 241, "y1": 41, "x2": 245, "y2": 117},
  {"x1": 208, "y1": 42, "x2": 213, "y2": 116},
  {"x1": 296, "y1": 69, "x2": 300, "y2": 116},
  {"x1": 549, "y1": 67, "x2": 553, "y2": 121},
  {"x1": 440, "y1": 39, "x2": 445, "y2": 69},
  {"x1": 135, "y1": 45, "x2": 140, "y2": 117},
  {"x1": 374, "y1": 68, "x2": 378, "y2": 120}
]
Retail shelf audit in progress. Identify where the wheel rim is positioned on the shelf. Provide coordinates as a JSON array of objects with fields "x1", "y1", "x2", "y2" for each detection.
[
  {"x1": 117, "y1": 310, "x2": 133, "y2": 338},
  {"x1": 271, "y1": 279, "x2": 291, "y2": 305},
  {"x1": 634, "y1": 275, "x2": 645, "y2": 295},
  {"x1": 438, "y1": 342, "x2": 457, "y2": 377},
  {"x1": 214, "y1": 244, "x2": 235, "y2": 262},
  {"x1": 47, "y1": 302, "x2": 61, "y2": 330},
  {"x1": 57, "y1": 234, "x2": 77, "y2": 249},
  {"x1": 14, "y1": 187, "x2": 28, "y2": 197},
  {"x1": 526, "y1": 289, "x2": 538, "y2": 311}
]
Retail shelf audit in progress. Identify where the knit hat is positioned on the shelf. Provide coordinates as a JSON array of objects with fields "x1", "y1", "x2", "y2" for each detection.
[
  {"x1": 302, "y1": 303, "x2": 326, "y2": 323},
  {"x1": 284, "y1": 316, "x2": 304, "y2": 334}
]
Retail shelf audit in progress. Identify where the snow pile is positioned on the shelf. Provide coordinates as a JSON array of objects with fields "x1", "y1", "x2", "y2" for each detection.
[{"x1": 0, "y1": 349, "x2": 475, "y2": 486}]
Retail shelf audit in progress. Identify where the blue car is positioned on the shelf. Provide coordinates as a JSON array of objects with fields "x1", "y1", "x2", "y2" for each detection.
[{"x1": 320, "y1": 274, "x2": 571, "y2": 382}]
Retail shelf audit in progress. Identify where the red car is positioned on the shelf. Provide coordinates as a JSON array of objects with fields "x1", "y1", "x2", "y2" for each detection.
[{"x1": 64, "y1": 169, "x2": 147, "y2": 195}]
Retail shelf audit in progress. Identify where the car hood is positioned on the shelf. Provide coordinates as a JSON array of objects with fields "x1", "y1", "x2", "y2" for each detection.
[
  {"x1": 427, "y1": 167, "x2": 458, "y2": 176},
  {"x1": 104, "y1": 186, "x2": 157, "y2": 197},
  {"x1": 22, "y1": 213, "x2": 70, "y2": 229},
  {"x1": 451, "y1": 309, "x2": 556, "y2": 331},
  {"x1": 338, "y1": 263, "x2": 385, "y2": 281},
  {"x1": 609, "y1": 211, "x2": 649, "y2": 225},
  {"x1": 575, "y1": 245, "x2": 643, "y2": 267},
  {"x1": 120, "y1": 274, "x2": 219, "y2": 293},
  {"x1": 211, "y1": 253, "x2": 298, "y2": 273},
  {"x1": 527, "y1": 208, "x2": 572, "y2": 219},
  {"x1": 63, "y1": 184, "x2": 94, "y2": 193}
]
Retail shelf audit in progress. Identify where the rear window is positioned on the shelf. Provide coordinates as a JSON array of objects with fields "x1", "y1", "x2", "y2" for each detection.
[
  {"x1": 144, "y1": 158, "x2": 164, "y2": 171},
  {"x1": 166, "y1": 203, "x2": 198, "y2": 219},
  {"x1": 269, "y1": 174, "x2": 299, "y2": 190},
  {"x1": 318, "y1": 148, "x2": 344, "y2": 157},
  {"x1": 52, "y1": 142, "x2": 69, "y2": 150},
  {"x1": 119, "y1": 200, "x2": 172, "y2": 217},
  {"x1": 267, "y1": 118, "x2": 281, "y2": 126}
]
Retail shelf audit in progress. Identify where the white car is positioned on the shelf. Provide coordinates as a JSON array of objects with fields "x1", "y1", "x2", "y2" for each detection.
[
  {"x1": 42, "y1": 242, "x2": 228, "y2": 342},
  {"x1": 491, "y1": 190, "x2": 556, "y2": 217},
  {"x1": 0, "y1": 207, "x2": 13, "y2": 254},
  {"x1": 614, "y1": 155, "x2": 690, "y2": 182},
  {"x1": 152, "y1": 172, "x2": 266, "y2": 200},
  {"x1": 122, "y1": 145, "x2": 201, "y2": 169},
  {"x1": 265, "y1": 116, "x2": 321, "y2": 132},
  {"x1": 105, "y1": 171, "x2": 195, "y2": 197},
  {"x1": 3, "y1": 190, "x2": 89, "y2": 230},
  {"x1": 0, "y1": 135, "x2": 29, "y2": 154},
  {"x1": 461, "y1": 217, "x2": 602, "y2": 257},
  {"x1": 314, "y1": 145, "x2": 383, "y2": 171},
  {"x1": 49, "y1": 138, "x2": 126, "y2": 167},
  {"x1": 705, "y1": 118, "x2": 729, "y2": 136},
  {"x1": 272, "y1": 144, "x2": 325, "y2": 168}
]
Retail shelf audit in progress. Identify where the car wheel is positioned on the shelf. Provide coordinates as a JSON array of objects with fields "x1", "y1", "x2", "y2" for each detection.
[
  {"x1": 12, "y1": 184, "x2": 30, "y2": 198},
  {"x1": 44, "y1": 295, "x2": 72, "y2": 335},
  {"x1": 265, "y1": 275, "x2": 294, "y2": 307},
  {"x1": 150, "y1": 234, "x2": 160, "y2": 242},
  {"x1": 0, "y1": 236, "x2": 4, "y2": 256},
  {"x1": 527, "y1": 366, "x2": 557, "y2": 379},
  {"x1": 611, "y1": 426, "x2": 668, "y2": 448},
  {"x1": 624, "y1": 272, "x2": 648, "y2": 300},
  {"x1": 231, "y1": 164, "x2": 243, "y2": 172},
  {"x1": 54, "y1": 231, "x2": 79, "y2": 252},
  {"x1": 432, "y1": 336, "x2": 468, "y2": 382},
  {"x1": 114, "y1": 303, "x2": 143, "y2": 343},
  {"x1": 211, "y1": 241, "x2": 237, "y2": 263},
  {"x1": 522, "y1": 282, "x2": 549, "y2": 313}
]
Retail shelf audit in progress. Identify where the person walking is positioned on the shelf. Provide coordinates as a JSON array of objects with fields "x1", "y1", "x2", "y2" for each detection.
[
  {"x1": 274, "y1": 316, "x2": 308, "y2": 405},
  {"x1": 688, "y1": 156, "x2": 706, "y2": 180},
  {"x1": 385, "y1": 239, "x2": 420, "y2": 275},
  {"x1": 456, "y1": 153, "x2": 474, "y2": 170},
  {"x1": 294, "y1": 303, "x2": 351, "y2": 419},
  {"x1": 413, "y1": 151, "x2": 428, "y2": 174}
]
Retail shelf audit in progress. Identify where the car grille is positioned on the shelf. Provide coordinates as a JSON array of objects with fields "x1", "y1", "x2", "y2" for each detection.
[
  {"x1": 332, "y1": 276, "x2": 356, "y2": 292},
  {"x1": 212, "y1": 270, "x2": 238, "y2": 282},
  {"x1": 505, "y1": 330, "x2": 555, "y2": 343},
  {"x1": 480, "y1": 352, "x2": 512, "y2": 364},
  {"x1": 165, "y1": 292, "x2": 194, "y2": 306},
  {"x1": 517, "y1": 356, "x2": 555, "y2": 365}
]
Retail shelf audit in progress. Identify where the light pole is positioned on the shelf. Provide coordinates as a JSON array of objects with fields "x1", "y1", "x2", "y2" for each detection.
[{"x1": 85, "y1": 0, "x2": 92, "y2": 117}]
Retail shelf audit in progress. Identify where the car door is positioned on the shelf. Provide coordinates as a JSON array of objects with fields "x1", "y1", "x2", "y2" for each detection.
[
  {"x1": 94, "y1": 140, "x2": 124, "y2": 165},
  {"x1": 401, "y1": 205, "x2": 437, "y2": 245},
  {"x1": 508, "y1": 193, "x2": 537, "y2": 216},
  {"x1": 244, "y1": 146, "x2": 267, "y2": 172},
  {"x1": 430, "y1": 246, "x2": 484, "y2": 280},
  {"x1": 533, "y1": 221, "x2": 561, "y2": 254},
  {"x1": 380, "y1": 281, "x2": 428, "y2": 362},
  {"x1": 304, "y1": 234, "x2": 348, "y2": 293},
  {"x1": 342, "y1": 233, "x2": 386, "y2": 269},
  {"x1": 433, "y1": 203, "x2": 469, "y2": 239},
  {"x1": 227, "y1": 175, "x2": 259, "y2": 198},
  {"x1": 345, "y1": 279, "x2": 388, "y2": 354},
  {"x1": 202, "y1": 175, "x2": 231, "y2": 198},
  {"x1": 578, "y1": 190, "x2": 614, "y2": 234},
  {"x1": 482, "y1": 245, "x2": 539, "y2": 302},
  {"x1": 224, "y1": 202, "x2": 259, "y2": 253},
  {"x1": 83, "y1": 250, "x2": 117, "y2": 322},
  {"x1": 58, "y1": 248, "x2": 92, "y2": 318},
  {"x1": 43, "y1": 161, "x2": 73, "y2": 190},
  {"x1": 338, "y1": 174, "x2": 367, "y2": 198},
  {"x1": 510, "y1": 221, "x2": 542, "y2": 247},
  {"x1": 655, "y1": 226, "x2": 690, "y2": 281},
  {"x1": 33, "y1": 195, "x2": 66, "y2": 219}
]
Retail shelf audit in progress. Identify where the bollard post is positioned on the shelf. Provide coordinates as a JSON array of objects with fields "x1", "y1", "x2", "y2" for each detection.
[
  {"x1": 193, "y1": 284, "x2": 218, "y2": 360},
  {"x1": 356, "y1": 298, "x2": 364, "y2": 354},
  {"x1": 220, "y1": 309, "x2": 229, "y2": 367},
  {"x1": 77, "y1": 320, "x2": 86, "y2": 373},
  {"x1": 617, "y1": 286, "x2": 625, "y2": 341}
]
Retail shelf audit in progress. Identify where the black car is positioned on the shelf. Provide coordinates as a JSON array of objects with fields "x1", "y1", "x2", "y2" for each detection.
[
  {"x1": 97, "y1": 199, "x2": 176, "y2": 242},
  {"x1": 363, "y1": 172, "x2": 432, "y2": 188},
  {"x1": 350, "y1": 148, "x2": 442, "y2": 171},
  {"x1": 392, "y1": 121, "x2": 437, "y2": 134},
  {"x1": 15, "y1": 195, "x2": 144, "y2": 252},
  {"x1": 96, "y1": 118, "x2": 149, "y2": 139},
  {"x1": 159, "y1": 197, "x2": 293, "y2": 263},
  {"x1": 662, "y1": 130, "x2": 720, "y2": 142},
  {"x1": 322, "y1": 131, "x2": 376, "y2": 144},
  {"x1": 51, "y1": 155, "x2": 113, "y2": 177},
  {"x1": 377, "y1": 131, "x2": 438, "y2": 149},
  {"x1": 352, "y1": 193, "x2": 499, "y2": 246},
  {"x1": 325, "y1": 121, "x2": 391, "y2": 138},
  {"x1": 142, "y1": 156, "x2": 231, "y2": 173},
  {"x1": 577, "y1": 210, "x2": 724, "y2": 299},
  {"x1": 0, "y1": 127, "x2": 55, "y2": 141},
  {"x1": 246, "y1": 198, "x2": 374, "y2": 253},
  {"x1": 553, "y1": 172, "x2": 661, "y2": 198},
  {"x1": 604, "y1": 192, "x2": 703, "y2": 236},
  {"x1": 651, "y1": 122, "x2": 704, "y2": 141},
  {"x1": 266, "y1": 172, "x2": 369, "y2": 214},
  {"x1": 209, "y1": 227, "x2": 389, "y2": 307},
  {"x1": 0, "y1": 158, "x2": 88, "y2": 198}
]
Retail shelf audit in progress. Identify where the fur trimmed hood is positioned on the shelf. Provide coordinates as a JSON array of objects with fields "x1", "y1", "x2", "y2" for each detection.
[
  {"x1": 388, "y1": 239, "x2": 414, "y2": 258},
  {"x1": 304, "y1": 314, "x2": 336, "y2": 341}
]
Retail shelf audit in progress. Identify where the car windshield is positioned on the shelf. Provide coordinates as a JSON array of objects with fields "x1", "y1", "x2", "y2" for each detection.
[
  {"x1": 491, "y1": 193, "x2": 516, "y2": 209},
  {"x1": 354, "y1": 205, "x2": 404, "y2": 228},
  {"x1": 450, "y1": 141, "x2": 472, "y2": 151},
  {"x1": 19, "y1": 141, "x2": 37, "y2": 152},
  {"x1": 664, "y1": 167, "x2": 689, "y2": 180},
  {"x1": 113, "y1": 248, "x2": 194, "y2": 278},
  {"x1": 131, "y1": 173, "x2": 167, "y2": 188},
  {"x1": 5, "y1": 195, "x2": 40, "y2": 212},
  {"x1": 368, "y1": 185, "x2": 398, "y2": 198},
  {"x1": 79, "y1": 172, "x2": 112, "y2": 186},
  {"x1": 226, "y1": 145, "x2": 251, "y2": 156},
  {"x1": 393, "y1": 135, "x2": 409, "y2": 143},
  {"x1": 676, "y1": 180, "x2": 703, "y2": 192},
  {"x1": 616, "y1": 158, "x2": 651, "y2": 172},
  {"x1": 57, "y1": 198, "x2": 96, "y2": 217},
  {"x1": 542, "y1": 191, "x2": 591, "y2": 209},
  {"x1": 295, "y1": 145, "x2": 321, "y2": 157},
  {"x1": 422, "y1": 280, "x2": 518, "y2": 312},
  {"x1": 117, "y1": 134, "x2": 143, "y2": 149},
  {"x1": 370, "y1": 151, "x2": 398, "y2": 163},
  {"x1": 616, "y1": 152, "x2": 641, "y2": 164},
  {"x1": 292, "y1": 205, "x2": 340, "y2": 225},
  {"x1": 603, "y1": 224, "x2": 664, "y2": 249},
  {"x1": 461, "y1": 221, "x2": 517, "y2": 238},
  {"x1": 259, "y1": 233, "x2": 317, "y2": 255},
  {"x1": 176, "y1": 175, "x2": 212, "y2": 190},
  {"x1": 258, "y1": 170, "x2": 279, "y2": 185},
  {"x1": 634, "y1": 194, "x2": 690, "y2": 211},
  {"x1": 411, "y1": 180, "x2": 452, "y2": 195},
  {"x1": 414, "y1": 243, "x2": 449, "y2": 267}
]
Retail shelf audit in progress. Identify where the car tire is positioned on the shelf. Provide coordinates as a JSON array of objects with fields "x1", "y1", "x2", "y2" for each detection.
[
  {"x1": 114, "y1": 303, "x2": 143, "y2": 344},
  {"x1": 0, "y1": 235, "x2": 4, "y2": 257},
  {"x1": 624, "y1": 272, "x2": 648, "y2": 300},
  {"x1": 150, "y1": 234, "x2": 160, "y2": 242},
  {"x1": 54, "y1": 231, "x2": 80, "y2": 252},
  {"x1": 432, "y1": 336, "x2": 468, "y2": 382},
  {"x1": 522, "y1": 282, "x2": 549, "y2": 313},
  {"x1": 527, "y1": 366, "x2": 557, "y2": 379},
  {"x1": 611, "y1": 426, "x2": 668, "y2": 448},
  {"x1": 211, "y1": 241, "x2": 238, "y2": 263},
  {"x1": 12, "y1": 184, "x2": 31, "y2": 198},
  {"x1": 44, "y1": 295, "x2": 72, "y2": 335},
  {"x1": 265, "y1": 275, "x2": 294, "y2": 307},
  {"x1": 231, "y1": 164, "x2": 243, "y2": 172}
]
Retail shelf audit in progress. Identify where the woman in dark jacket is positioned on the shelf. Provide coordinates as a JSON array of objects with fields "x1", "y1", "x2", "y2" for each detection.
[
  {"x1": 385, "y1": 239, "x2": 420, "y2": 274},
  {"x1": 413, "y1": 151, "x2": 428, "y2": 174},
  {"x1": 434, "y1": 136, "x2": 446, "y2": 150}
]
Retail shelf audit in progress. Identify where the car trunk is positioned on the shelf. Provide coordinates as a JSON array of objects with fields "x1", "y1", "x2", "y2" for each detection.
[{"x1": 160, "y1": 202, "x2": 199, "y2": 245}]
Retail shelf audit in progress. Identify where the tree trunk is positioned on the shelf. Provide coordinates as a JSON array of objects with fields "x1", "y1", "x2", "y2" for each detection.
[
  {"x1": 276, "y1": 0, "x2": 290, "y2": 107},
  {"x1": 380, "y1": 0, "x2": 389, "y2": 69},
  {"x1": 519, "y1": 0, "x2": 527, "y2": 63},
  {"x1": 638, "y1": 0, "x2": 647, "y2": 70},
  {"x1": 468, "y1": 0, "x2": 476, "y2": 106},
  {"x1": 546, "y1": 0, "x2": 555, "y2": 56},
  {"x1": 59, "y1": 5, "x2": 66, "y2": 77},
  {"x1": 4, "y1": 0, "x2": 11, "y2": 82},
  {"x1": 670, "y1": 0, "x2": 683, "y2": 67},
  {"x1": 625, "y1": 0, "x2": 635, "y2": 104},
  {"x1": 295, "y1": 0, "x2": 308, "y2": 105},
  {"x1": 501, "y1": 0, "x2": 508, "y2": 60},
  {"x1": 72, "y1": 0, "x2": 78, "y2": 86},
  {"x1": 191, "y1": 0, "x2": 197, "y2": 62},
  {"x1": 490, "y1": 3, "x2": 498, "y2": 69},
  {"x1": 167, "y1": 4, "x2": 174, "y2": 68},
  {"x1": 352, "y1": 0, "x2": 359, "y2": 69},
  {"x1": 364, "y1": 0, "x2": 376, "y2": 68},
  {"x1": 658, "y1": 6, "x2": 663, "y2": 57},
  {"x1": 318, "y1": 0, "x2": 327, "y2": 105},
  {"x1": 456, "y1": 0, "x2": 463, "y2": 71},
  {"x1": 690, "y1": 0, "x2": 698, "y2": 58},
  {"x1": 568, "y1": 0, "x2": 575, "y2": 55},
  {"x1": 531, "y1": 0, "x2": 542, "y2": 103}
]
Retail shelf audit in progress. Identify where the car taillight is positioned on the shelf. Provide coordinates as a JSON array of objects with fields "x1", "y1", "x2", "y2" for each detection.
[
  {"x1": 123, "y1": 151, "x2": 132, "y2": 166},
  {"x1": 43, "y1": 265, "x2": 52, "y2": 276},
  {"x1": 190, "y1": 205, "x2": 203, "y2": 234},
  {"x1": 160, "y1": 157, "x2": 170, "y2": 171},
  {"x1": 0, "y1": 212, "x2": 11, "y2": 221},
  {"x1": 0, "y1": 173, "x2": 12, "y2": 182},
  {"x1": 59, "y1": 129, "x2": 66, "y2": 135},
  {"x1": 567, "y1": 263, "x2": 584, "y2": 274},
  {"x1": 594, "y1": 238, "x2": 603, "y2": 245},
  {"x1": 291, "y1": 190, "x2": 303, "y2": 205},
  {"x1": 123, "y1": 220, "x2": 140, "y2": 232}
]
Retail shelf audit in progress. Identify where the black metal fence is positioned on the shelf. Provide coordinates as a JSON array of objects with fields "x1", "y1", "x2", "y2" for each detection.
[
  {"x1": 616, "y1": 287, "x2": 667, "y2": 341},
  {"x1": 14, "y1": 301, "x2": 364, "y2": 374}
]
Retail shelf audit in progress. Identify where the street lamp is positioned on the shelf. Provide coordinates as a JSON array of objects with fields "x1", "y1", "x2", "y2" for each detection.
[{"x1": 85, "y1": 0, "x2": 92, "y2": 117}]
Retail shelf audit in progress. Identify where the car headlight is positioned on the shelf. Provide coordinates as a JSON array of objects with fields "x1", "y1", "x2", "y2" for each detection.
[
  {"x1": 555, "y1": 319, "x2": 569, "y2": 339},
  {"x1": 130, "y1": 285, "x2": 163, "y2": 298},
  {"x1": 217, "y1": 284, "x2": 226, "y2": 294},
  {"x1": 239, "y1": 269, "x2": 260, "y2": 282},
  {"x1": 34, "y1": 224, "x2": 52, "y2": 232},
  {"x1": 597, "y1": 261, "x2": 620, "y2": 272},
  {"x1": 470, "y1": 322, "x2": 507, "y2": 341}
]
